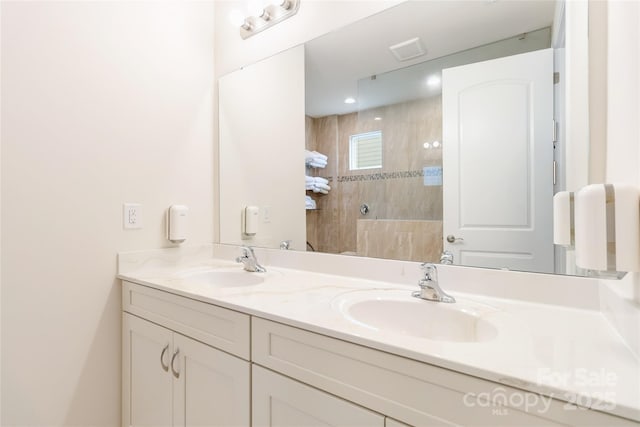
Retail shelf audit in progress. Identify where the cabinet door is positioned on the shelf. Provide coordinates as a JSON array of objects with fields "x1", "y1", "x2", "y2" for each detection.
[
  {"x1": 172, "y1": 333, "x2": 250, "y2": 427},
  {"x1": 123, "y1": 313, "x2": 173, "y2": 427},
  {"x1": 252, "y1": 365, "x2": 384, "y2": 427}
]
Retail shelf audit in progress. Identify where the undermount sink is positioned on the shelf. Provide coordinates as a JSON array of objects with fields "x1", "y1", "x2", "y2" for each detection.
[
  {"x1": 176, "y1": 268, "x2": 265, "y2": 287},
  {"x1": 332, "y1": 289, "x2": 498, "y2": 342}
]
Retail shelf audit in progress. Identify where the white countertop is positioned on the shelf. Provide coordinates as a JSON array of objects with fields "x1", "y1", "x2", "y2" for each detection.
[{"x1": 118, "y1": 254, "x2": 640, "y2": 423}]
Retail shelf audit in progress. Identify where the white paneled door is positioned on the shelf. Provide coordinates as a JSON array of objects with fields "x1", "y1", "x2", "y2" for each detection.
[{"x1": 442, "y1": 48, "x2": 554, "y2": 273}]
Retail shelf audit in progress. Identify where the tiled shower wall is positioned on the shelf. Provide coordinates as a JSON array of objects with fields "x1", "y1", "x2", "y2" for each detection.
[{"x1": 306, "y1": 96, "x2": 443, "y2": 260}]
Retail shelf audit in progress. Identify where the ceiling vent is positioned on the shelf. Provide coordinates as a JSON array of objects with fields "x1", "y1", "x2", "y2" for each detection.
[{"x1": 389, "y1": 37, "x2": 425, "y2": 62}]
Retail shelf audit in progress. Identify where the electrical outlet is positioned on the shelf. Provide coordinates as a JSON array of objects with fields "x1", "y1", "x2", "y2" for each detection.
[{"x1": 123, "y1": 203, "x2": 142, "y2": 229}]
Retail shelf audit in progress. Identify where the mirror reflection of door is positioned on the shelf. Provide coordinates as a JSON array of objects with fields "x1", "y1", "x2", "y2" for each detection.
[{"x1": 442, "y1": 48, "x2": 554, "y2": 273}]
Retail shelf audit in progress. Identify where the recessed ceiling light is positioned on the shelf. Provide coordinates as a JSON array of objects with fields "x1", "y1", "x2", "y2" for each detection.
[
  {"x1": 344, "y1": 97, "x2": 356, "y2": 104},
  {"x1": 426, "y1": 75, "x2": 441, "y2": 87},
  {"x1": 374, "y1": 117, "x2": 382, "y2": 121}
]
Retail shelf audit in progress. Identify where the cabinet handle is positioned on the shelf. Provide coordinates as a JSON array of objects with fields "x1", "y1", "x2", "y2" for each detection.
[
  {"x1": 160, "y1": 344, "x2": 169, "y2": 372},
  {"x1": 170, "y1": 348, "x2": 180, "y2": 379}
]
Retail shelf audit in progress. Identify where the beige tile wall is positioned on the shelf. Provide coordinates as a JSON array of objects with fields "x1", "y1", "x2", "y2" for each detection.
[
  {"x1": 306, "y1": 95, "x2": 443, "y2": 260},
  {"x1": 357, "y1": 219, "x2": 443, "y2": 262}
]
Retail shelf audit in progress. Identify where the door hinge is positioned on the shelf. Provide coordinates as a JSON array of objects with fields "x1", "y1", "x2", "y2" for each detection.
[
  {"x1": 552, "y1": 119, "x2": 558, "y2": 143},
  {"x1": 553, "y1": 160, "x2": 557, "y2": 185},
  {"x1": 554, "y1": 72, "x2": 560, "y2": 84}
]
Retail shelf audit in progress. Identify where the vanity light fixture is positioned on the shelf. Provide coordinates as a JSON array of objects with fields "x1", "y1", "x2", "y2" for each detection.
[
  {"x1": 234, "y1": 0, "x2": 300, "y2": 40},
  {"x1": 344, "y1": 97, "x2": 356, "y2": 104}
]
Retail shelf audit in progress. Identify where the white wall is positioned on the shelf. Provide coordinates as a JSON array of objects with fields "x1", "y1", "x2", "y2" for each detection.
[
  {"x1": 605, "y1": 0, "x2": 640, "y2": 306},
  {"x1": 606, "y1": 0, "x2": 639, "y2": 185},
  {"x1": 219, "y1": 45, "x2": 306, "y2": 250},
  {"x1": 1, "y1": 2, "x2": 215, "y2": 425},
  {"x1": 564, "y1": 0, "x2": 590, "y2": 191}
]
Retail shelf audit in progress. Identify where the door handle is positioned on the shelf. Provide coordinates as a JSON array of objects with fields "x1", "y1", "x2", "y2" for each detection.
[
  {"x1": 160, "y1": 344, "x2": 170, "y2": 372},
  {"x1": 446, "y1": 235, "x2": 464, "y2": 243},
  {"x1": 170, "y1": 348, "x2": 180, "y2": 379}
]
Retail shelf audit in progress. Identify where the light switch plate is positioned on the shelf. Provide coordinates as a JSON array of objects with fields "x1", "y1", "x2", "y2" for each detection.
[{"x1": 123, "y1": 203, "x2": 142, "y2": 229}]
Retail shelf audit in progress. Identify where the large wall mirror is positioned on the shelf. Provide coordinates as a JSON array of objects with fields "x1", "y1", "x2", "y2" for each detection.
[{"x1": 219, "y1": 0, "x2": 591, "y2": 276}]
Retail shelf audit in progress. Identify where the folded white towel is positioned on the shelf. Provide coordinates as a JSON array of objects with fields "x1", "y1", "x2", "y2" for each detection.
[
  {"x1": 313, "y1": 176, "x2": 329, "y2": 185},
  {"x1": 305, "y1": 150, "x2": 328, "y2": 161},
  {"x1": 305, "y1": 174, "x2": 331, "y2": 194},
  {"x1": 305, "y1": 196, "x2": 317, "y2": 210},
  {"x1": 311, "y1": 150, "x2": 328, "y2": 161},
  {"x1": 305, "y1": 150, "x2": 328, "y2": 168},
  {"x1": 308, "y1": 160, "x2": 327, "y2": 168}
]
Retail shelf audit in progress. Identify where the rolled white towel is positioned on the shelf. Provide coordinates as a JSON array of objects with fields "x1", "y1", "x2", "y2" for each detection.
[
  {"x1": 311, "y1": 150, "x2": 328, "y2": 161},
  {"x1": 313, "y1": 188, "x2": 329, "y2": 195},
  {"x1": 305, "y1": 175, "x2": 315, "y2": 183},
  {"x1": 314, "y1": 183, "x2": 331, "y2": 192},
  {"x1": 313, "y1": 176, "x2": 329, "y2": 185},
  {"x1": 309, "y1": 160, "x2": 327, "y2": 168}
]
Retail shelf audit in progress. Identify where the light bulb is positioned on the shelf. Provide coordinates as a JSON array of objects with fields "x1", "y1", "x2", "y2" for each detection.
[
  {"x1": 344, "y1": 97, "x2": 356, "y2": 104},
  {"x1": 280, "y1": 0, "x2": 293, "y2": 10},
  {"x1": 432, "y1": 140, "x2": 441, "y2": 148}
]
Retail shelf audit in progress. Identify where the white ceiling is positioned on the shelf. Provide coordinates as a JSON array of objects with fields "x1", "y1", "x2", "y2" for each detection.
[{"x1": 305, "y1": 0, "x2": 556, "y2": 117}]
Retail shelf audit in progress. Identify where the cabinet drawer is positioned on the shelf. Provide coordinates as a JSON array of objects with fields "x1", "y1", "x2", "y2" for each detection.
[
  {"x1": 252, "y1": 318, "x2": 633, "y2": 427},
  {"x1": 123, "y1": 281, "x2": 250, "y2": 359},
  {"x1": 252, "y1": 365, "x2": 384, "y2": 427}
]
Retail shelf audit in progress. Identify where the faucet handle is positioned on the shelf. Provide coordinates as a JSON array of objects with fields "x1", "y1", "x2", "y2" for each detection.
[
  {"x1": 420, "y1": 262, "x2": 437, "y2": 281},
  {"x1": 240, "y1": 245, "x2": 255, "y2": 256},
  {"x1": 236, "y1": 246, "x2": 251, "y2": 263},
  {"x1": 280, "y1": 240, "x2": 292, "y2": 250},
  {"x1": 440, "y1": 250, "x2": 454, "y2": 265}
]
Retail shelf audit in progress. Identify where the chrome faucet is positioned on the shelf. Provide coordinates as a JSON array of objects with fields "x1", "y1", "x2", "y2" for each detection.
[
  {"x1": 236, "y1": 246, "x2": 266, "y2": 273},
  {"x1": 440, "y1": 250, "x2": 454, "y2": 265},
  {"x1": 280, "y1": 240, "x2": 292, "y2": 250},
  {"x1": 412, "y1": 263, "x2": 455, "y2": 303}
]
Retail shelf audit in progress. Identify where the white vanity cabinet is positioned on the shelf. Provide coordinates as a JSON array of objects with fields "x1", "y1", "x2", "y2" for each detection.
[
  {"x1": 122, "y1": 282, "x2": 251, "y2": 427},
  {"x1": 251, "y1": 318, "x2": 637, "y2": 427},
  {"x1": 121, "y1": 281, "x2": 637, "y2": 427}
]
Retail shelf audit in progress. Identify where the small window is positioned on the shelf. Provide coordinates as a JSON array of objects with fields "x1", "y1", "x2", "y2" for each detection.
[{"x1": 349, "y1": 131, "x2": 382, "y2": 170}]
